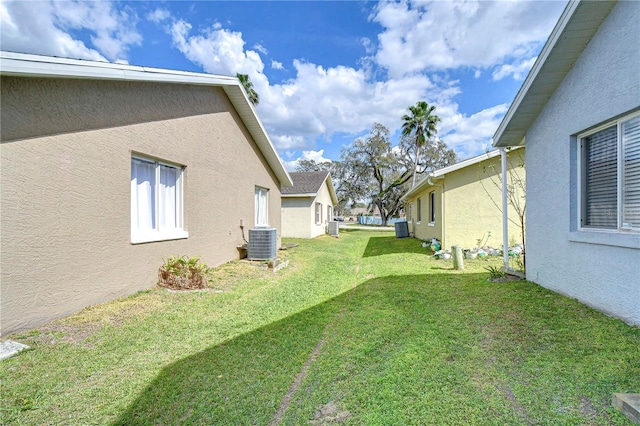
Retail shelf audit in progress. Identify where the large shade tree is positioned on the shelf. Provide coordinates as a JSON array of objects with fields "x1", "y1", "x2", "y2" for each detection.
[
  {"x1": 401, "y1": 101, "x2": 441, "y2": 187},
  {"x1": 340, "y1": 123, "x2": 414, "y2": 226},
  {"x1": 236, "y1": 73, "x2": 259, "y2": 106}
]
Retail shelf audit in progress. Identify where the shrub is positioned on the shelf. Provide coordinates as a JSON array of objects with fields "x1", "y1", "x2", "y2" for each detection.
[
  {"x1": 158, "y1": 255, "x2": 211, "y2": 290},
  {"x1": 484, "y1": 265, "x2": 505, "y2": 280}
]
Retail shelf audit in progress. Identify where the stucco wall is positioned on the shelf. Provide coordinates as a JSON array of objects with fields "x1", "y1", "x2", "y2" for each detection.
[
  {"x1": 405, "y1": 152, "x2": 524, "y2": 250},
  {"x1": 1, "y1": 77, "x2": 283, "y2": 335},
  {"x1": 281, "y1": 180, "x2": 334, "y2": 239},
  {"x1": 524, "y1": 1, "x2": 640, "y2": 325},
  {"x1": 406, "y1": 188, "x2": 443, "y2": 243},
  {"x1": 444, "y1": 153, "x2": 525, "y2": 250},
  {"x1": 281, "y1": 197, "x2": 314, "y2": 238}
]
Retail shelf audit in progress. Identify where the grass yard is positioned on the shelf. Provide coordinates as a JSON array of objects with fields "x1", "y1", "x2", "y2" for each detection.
[{"x1": 1, "y1": 230, "x2": 638, "y2": 425}]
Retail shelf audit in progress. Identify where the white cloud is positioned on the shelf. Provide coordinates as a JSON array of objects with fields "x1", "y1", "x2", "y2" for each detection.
[
  {"x1": 492, "y1": 57, "x2": 538, "y2": 81},
  {"x1": 0, "y1": 0, "x2": 141, "y2": 62},
  {"x1": 170, "y1": 20, "x2": 264, "y2": 76},
  {"x1": 271, "y1": 60, "x2": 284, "y2": 70},
  {"x1": 361, "y1": 37, "x2": 375, "y2": 54},
  {"x1": 283, "y1": 150, "x2": 332, "y2": 172},
  {"x1": 161, "y1": 13, "x2": 515, "y2": 161},
  {"x1": 164, "y1": 17, "x2": 446, "y2": 153},
  {"x1": 438, "y1": 103, "x2": 510, "y2": 159},
  {"x1": 147, "y1": 8, "x2": 171, "y2": 23},
  {"x1": 253, "y1": 43, "x2": 268, "y2": 55},
  {"x1": 372, "y1": 0, "x2": 565, "y2": 79}
]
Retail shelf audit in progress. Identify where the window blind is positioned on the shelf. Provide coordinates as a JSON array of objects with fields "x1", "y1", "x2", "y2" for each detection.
[
  {"x1": 622, "y1": 115, "x2": 640, "y2": 229},
  {"x1": 583, "y1": 125, "x2": 618, "y2": 228}
]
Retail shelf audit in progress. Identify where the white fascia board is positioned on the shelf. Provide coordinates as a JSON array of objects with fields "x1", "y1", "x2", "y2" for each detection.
[
  {"x1": 223, "y1": 85, "x2": 293, "y2": 187},
  {"x1": 282, "y1": 193, "x2": 317, "y2": 198},
  {"x1": 432, "y1": 149, "x2": 503, "y2": 178},
  {"x1": 0, "y1": 52, "x2": 236, "y2": 86},
  {"x1": 325, "y1": 174, "x2": 339, "y2": 206}
]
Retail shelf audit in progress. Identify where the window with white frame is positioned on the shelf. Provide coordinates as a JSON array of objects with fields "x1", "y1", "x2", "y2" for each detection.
[
  {"x1": 327, "y1": 205, "x2": 333, "y2": 222},
  {"x1": 255, "y1": 186, "x2": 269, "y2": 226},
  {"x1": 315, "y1": 202, "x2": 322, "y2": 224},
  {"x1": 417, "y1": 198, "x2": 422, "y2": 223},
  {"x1": 429, "y1": 191, "x2": 436, "y2": 224},
  {"x1": 408, "y1": 202, "x2": 413, "y2": 222},
  {"x1": 131, "y1": 155, "x2": 186, "y2": 243},
  {"x1": 579, "y1": 112, "x2": 640, "y2": 232}
]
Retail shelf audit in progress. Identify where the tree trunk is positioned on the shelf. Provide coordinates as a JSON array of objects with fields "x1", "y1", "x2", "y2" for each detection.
[
  {"x1": 411, "y1": 144, "x2": 421, "y2": 187},
  {"x1": 377, "y1": 199, "x2": 388, "y2": 227}
]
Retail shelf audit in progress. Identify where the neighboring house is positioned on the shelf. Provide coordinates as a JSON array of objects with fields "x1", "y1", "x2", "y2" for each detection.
[
  {"x1": 493, "y1": 0, "x2": 639, "y2": 325},
  {"x1": 401, "y1": 148, "x2": 525, "y2": 250},
  {"x1": 0, "y1": 51, "x2": 292, "y2": 335},
  {"x1": 281, "y1": 171, "x2": 338, "y2": 238}
]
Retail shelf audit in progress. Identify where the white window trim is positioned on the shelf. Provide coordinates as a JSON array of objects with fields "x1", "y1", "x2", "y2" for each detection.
[
  {"x1": 577, "y1": 111, "x2": 640, "y2": 234},
  {"x1": 408, "y1": 202, "x2": 413, "y2": 223},
  {"x1": 255, "y1": 186, "x2": 269, "y2": 227},
  {"x1": 131, "y1": 155, "x2": 187, "y2": 244},
  {"x1": 315, "y1": 202, "x2": 323, "y2": 225},
  {"x1": 416, "y1": 198, "x2": 422, "y2": 225}
]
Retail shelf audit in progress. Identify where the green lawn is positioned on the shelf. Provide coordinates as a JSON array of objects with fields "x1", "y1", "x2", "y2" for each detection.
[{"x1": 1, "y1": 230, "x2": 638, "y2": 425}]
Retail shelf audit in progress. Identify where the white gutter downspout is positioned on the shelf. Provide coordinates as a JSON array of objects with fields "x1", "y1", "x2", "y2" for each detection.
[
  {"x1": 500, "y1": 148, "x2": 509, "y2": 270},
  {"x1": 427, "y1": 175, "x2": 444, "y2": 247}
]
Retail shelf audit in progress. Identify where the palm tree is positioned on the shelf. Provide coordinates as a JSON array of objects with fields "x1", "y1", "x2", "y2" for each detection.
[
  {"x1": 401, "y1": 101, "x2": 440, "y2": 187},
  {"x1": 236, "y1": 73, "x2": 259, "y2": 106}
]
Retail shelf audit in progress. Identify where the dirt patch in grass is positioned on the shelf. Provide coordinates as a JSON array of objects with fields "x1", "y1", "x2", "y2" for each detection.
[
  {"x1": 207, "y1": 259, "x2": 283, "y2": 291},
  {"x1": 488, "y1": 274, "x2": 524, "y2": 283},
  {"x1": 16, "y1": 291, "x2": 169, "y2": 347},
  {"x1": 309, "y1": 401, "x2": 350, "y2": 424}
]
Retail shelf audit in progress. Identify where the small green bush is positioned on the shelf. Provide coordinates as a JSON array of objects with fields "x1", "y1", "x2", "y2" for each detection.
[
  {"x1": 484, "y1": 265, "x2": 505, "y2": 280},
  {"x1": 158, "y1": 255, "x2": 211, "y2": 290}
]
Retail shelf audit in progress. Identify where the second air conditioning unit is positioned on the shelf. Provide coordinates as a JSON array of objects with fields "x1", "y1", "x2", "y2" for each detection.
[
  {"x1": 328, "y1": 221, "x2": 339, "y2": 236},
  {"x1": 248, "y1": 227, "x2": 277, "y2": 260}
]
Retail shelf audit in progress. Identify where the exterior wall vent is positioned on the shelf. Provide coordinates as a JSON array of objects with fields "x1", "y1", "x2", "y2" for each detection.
[
  {"x1": 328, "y1": 221, "x2": 340, "y2": 236},
  {"x1": 248, "y1": 227, "x2": 277, "y2": 260}
]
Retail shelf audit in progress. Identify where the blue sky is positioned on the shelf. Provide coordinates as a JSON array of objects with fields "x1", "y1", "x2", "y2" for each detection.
[{"x1": 1, "y1": 0, "x2": 567, "y2": 169}]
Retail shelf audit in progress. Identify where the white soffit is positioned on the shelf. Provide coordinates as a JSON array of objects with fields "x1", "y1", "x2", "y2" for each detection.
[{"x1": 493, "y1": 0, "x2": 617, "y2": 147}]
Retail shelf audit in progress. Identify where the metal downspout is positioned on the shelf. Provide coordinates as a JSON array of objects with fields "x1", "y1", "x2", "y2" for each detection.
[
  {"x1": 501, "y1": 148, "x2": 509, "y2": 270},
  {"x1": 427, "y1": 176, "x2": 444, "y2": 247}
]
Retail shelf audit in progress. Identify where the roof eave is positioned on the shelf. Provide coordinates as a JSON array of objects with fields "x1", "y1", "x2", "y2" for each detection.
[
  {"x1": 0, "y1": 51, "x2": 293, "y2": 187},
  {"x1": 282, "y1": 193, "x2": 317, "y2": 198},
  {"x1": 492, "y1": 0, "x2": 617, "y2": 148}
]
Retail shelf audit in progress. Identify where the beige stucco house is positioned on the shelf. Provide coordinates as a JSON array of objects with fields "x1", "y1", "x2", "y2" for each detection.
[
  {"x1": 401, "y1": 148, "x2": 525, "y2": 250},
  {"x1": 281, "y1": 171, "x2": 338, "y2": 238},
  {"x1": 0, "y1": 51, "x2": 292, "y2": 335}
]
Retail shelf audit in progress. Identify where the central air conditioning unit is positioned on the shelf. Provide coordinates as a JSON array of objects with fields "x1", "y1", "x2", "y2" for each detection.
[
  {"x1": 248, "y1": 227, "x2": 277, "y2": 260},
  {"x1": 328, "y1": 221, "x2": 339, "y2": 236},
  {"x1": 395, "y1": 221, "x2": 409, "y2": 238}
]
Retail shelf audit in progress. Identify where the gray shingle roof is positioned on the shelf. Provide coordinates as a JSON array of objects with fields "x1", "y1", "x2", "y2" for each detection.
[{"x1": 282, "y1": 171, "x2": 330, "y2": 195}]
